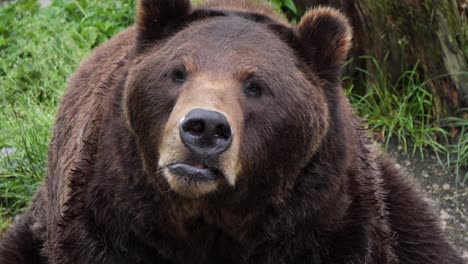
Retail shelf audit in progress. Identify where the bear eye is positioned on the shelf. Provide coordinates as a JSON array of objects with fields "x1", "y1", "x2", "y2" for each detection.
[
  {"x1": 171, "y1": 68, "x2": 186, "y2": 84},
  {"x1": 243, "y1": 80, "x2": 263, "y2": 98}
]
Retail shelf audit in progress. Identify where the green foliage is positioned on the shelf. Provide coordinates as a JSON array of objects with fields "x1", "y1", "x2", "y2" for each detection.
[
  {"x1": 0, "y1": 0, "x2": 134, "y2": 105},
  {"x1": 0, "y1": 103, "x2": 50, "y2": 216},
  {"x1": 0, "y1": 0, "x2": 134, "y2": 221},
  {"x1": 440, "y1": 110, "x2": 468, "y2": 183},
  {"x1": 268, "y1": 0, "x2": 297, "y2": 16},
  {"x1": 346, "y1": 56, "x2": 448, "y2": 157},
  {"x1": 345, "y1": 56, "x2": 467, "y2": 183}
]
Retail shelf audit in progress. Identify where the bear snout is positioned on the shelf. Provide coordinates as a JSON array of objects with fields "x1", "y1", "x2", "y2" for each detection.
[
  {"x1": 156, "y1": 75, "x2": 244, "y2": 197},
  {"x1": 179, "y1": 108, "x2": 233, "y2": 159}
]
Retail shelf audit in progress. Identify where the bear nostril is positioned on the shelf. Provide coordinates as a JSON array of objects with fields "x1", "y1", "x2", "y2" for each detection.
[
  {"x1": 183, "y1": 119, "x2": 205, "y2": 137},
  {"x1": 214, "y1": 124, "x2": 231, "y2": 140}
]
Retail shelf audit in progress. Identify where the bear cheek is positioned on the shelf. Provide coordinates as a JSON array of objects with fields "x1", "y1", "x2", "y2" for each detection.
[
  {"x1": 238, "y1": 86, "x2": 329, "y2": 187},
  {"x1": 123, "y1": 76, "x2": 177, "y2": 173}
]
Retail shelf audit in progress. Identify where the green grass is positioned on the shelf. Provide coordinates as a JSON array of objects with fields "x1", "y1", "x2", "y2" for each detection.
[
  {"x1": 0, "y1": 0, "x2": 466, "y2": 232},
  {"x1": 0, "y1": 0, "x2": 134, "y2": 225},
  {"x1": 345, "y1": 56, "x2": 467, "y2": 183},
  {"x1": 441, "y1": 110, "x2": 468, "y2": 184},
  {"x1": 345, "y1": 56, "x2": 449, "y2": 156}
]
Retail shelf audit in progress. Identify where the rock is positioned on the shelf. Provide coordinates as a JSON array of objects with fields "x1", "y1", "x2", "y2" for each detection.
[
  {"x1": 442, "y1": 183, "x2": 450, "y2": 191},
  {"x1": 440, "y1": 220, "x2": 447, "y2": 230},
  {"x1": 439, "y1": 209, "x2": 453, "y2": 220},
  {"x1": 0, "y1": 147, "x2": 16, "y2": 159},
  {"x1": 422, "y1": 171, "x2": 429, "y2": 178},
  {"x1": 39, "y1": 0, "x2": 51, "y2": 8}
]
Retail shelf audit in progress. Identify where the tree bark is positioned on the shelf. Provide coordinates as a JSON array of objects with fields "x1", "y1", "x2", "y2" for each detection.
[{"x1": 294, "y1": 0, "x2": 468, "y2": 117}]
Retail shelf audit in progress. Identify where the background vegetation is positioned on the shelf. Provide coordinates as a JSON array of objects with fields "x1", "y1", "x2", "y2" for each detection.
[
  {"x1": 0, "y1": 0, "x2": 466, "y2": 233},
  {"x1": 0, "y1": 0, "x2": 135, "y2": 228}
]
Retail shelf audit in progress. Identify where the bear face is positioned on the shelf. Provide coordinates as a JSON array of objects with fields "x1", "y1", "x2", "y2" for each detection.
[{"x1": 124, "y1": 1, "x2": 351, "y2": 200}]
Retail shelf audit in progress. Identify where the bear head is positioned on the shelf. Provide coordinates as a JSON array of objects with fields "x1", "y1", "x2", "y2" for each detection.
[{"x1": 124, "y1": 0, "x2": 352, "y2": 200}]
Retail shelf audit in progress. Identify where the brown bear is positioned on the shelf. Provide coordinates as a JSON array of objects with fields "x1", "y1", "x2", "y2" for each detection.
[{"x1": 0, "y1": 0, "x2": 463, "y2": 263}]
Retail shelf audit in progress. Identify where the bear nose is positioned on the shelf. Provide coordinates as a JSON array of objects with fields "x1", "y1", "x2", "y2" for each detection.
[{"x1": 179, "y1": 108, "x2": 232, "y2": 158}]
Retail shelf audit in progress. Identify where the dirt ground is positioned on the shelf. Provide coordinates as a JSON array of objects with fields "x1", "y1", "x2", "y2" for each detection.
[{"x1": 385, "y1": 143, "x2": 468, "y2": 261}]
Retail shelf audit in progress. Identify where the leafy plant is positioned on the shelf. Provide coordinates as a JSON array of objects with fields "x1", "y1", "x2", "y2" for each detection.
[
  {"x1": 345, "y1": 56, "x2": 449, "y2": 158},
  {"x1": 440, "y1": 109, "x2": 468, "y2": 184},
  {"x1": 268, "y1": 0, "x2": 297, "y2": 16}
]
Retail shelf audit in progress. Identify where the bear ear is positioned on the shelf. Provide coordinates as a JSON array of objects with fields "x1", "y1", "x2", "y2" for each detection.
[
  {"x1": 294, "y1": 7, "x2": 352, "y2": 82},
  {"x1": 136, "y1": 0, "x2": 191, "y2": 51}
]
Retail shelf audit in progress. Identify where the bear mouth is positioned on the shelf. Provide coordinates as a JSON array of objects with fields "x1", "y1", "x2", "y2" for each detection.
[{"x1": 168, "y1": 163, "x2": 222, "y2": 183}]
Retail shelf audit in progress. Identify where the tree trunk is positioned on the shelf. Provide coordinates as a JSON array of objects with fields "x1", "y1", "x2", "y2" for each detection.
[{"x1": 294, "y1": 0, "x2": 468, "y2": 117}]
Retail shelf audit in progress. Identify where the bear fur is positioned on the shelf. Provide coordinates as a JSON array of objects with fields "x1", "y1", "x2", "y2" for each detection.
[{"x1": 0, "y1": 0, "x2": 463, "y2": 263}]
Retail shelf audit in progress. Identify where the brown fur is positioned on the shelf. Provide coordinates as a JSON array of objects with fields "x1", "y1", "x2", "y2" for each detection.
[{"x1": 0, "y1": 0, "x2": 462, "y2": 263}]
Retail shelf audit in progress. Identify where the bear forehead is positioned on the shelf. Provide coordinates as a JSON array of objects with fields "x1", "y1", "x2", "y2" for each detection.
[{"x1": 157, "y1": 16, "x2": 298, "y2": 72}]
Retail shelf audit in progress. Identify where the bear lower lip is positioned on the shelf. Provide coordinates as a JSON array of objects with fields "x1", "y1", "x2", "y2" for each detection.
[{"x1": 168, "y1": 163, "x2": 219, "y2": 182}]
